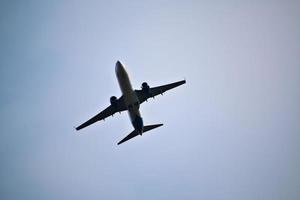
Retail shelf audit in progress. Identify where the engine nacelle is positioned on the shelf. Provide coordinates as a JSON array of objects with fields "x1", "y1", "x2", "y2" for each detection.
[
  {"x1": 141, "y1": 82, "x2": 150, "y2": 94},
  {"x1": 110, "y1": 96, "x2": 117, "y2": 106}
]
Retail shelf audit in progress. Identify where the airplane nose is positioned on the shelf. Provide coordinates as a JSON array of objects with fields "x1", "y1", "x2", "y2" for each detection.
[
  {"x1": 115, "y1": 60, "x2": 125, "y2": 76},
  {"x1": 115, "y1": 60, "x2": 121, "y2": 73}
]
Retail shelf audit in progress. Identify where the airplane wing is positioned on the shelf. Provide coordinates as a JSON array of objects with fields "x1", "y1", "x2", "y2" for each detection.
[
  {"x1": 76, "y1": 96, "x2": 127, "y2": 131},
  {"x1": 135, "y1": 80, "x2": 186, "y2": 104}
]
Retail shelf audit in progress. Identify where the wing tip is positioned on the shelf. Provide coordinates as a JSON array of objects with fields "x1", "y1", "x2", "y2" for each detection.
[
  {"x1": 74, "y1": 126, "x2": 81, "y2": 131},
  {"x1": 117, "y1": 139, "x2": 125, "y2": 145}
]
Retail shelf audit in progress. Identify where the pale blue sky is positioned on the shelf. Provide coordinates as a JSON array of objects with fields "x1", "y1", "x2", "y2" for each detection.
[{"x1": 1, "y1": 1, "x2": 299, "y2": 199}]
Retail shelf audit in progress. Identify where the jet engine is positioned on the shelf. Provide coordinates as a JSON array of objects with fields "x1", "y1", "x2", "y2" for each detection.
[
  {"x1": 110, "y1": 96, "x2": 117, "y2": 107},
  {"x1": 141, "y1": 82, "x2": 150, "y2": 94}
]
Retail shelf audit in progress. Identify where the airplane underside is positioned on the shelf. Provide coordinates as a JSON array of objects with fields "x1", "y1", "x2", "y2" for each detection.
[{"x1": 75, "y1": 61, "x2": 186, "y2": 145}]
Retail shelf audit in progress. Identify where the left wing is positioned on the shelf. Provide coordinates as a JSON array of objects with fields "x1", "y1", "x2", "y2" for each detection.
[
  {"x1": 76, "y1": 96, "x2": 126, "y2": 131},
  {"x1": 135, "y1": 80, "x2": 186, "y2": 104}
]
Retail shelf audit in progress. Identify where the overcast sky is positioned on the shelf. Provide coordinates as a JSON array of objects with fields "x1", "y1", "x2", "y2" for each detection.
[{"x1": 1, "y1": 1, "x2": 299, "y2": 199}]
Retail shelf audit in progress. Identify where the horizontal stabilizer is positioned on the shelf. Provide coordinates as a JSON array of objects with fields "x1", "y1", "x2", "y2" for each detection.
[
  {"x1": 117, "y1": 124, "x2": 163, "y2": 145},
  {"x1": 143, "y1": 124, "x2": 163, "y2": 133}
]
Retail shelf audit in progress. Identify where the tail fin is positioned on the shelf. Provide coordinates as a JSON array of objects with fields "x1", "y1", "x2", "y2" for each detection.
[{"x1": 117, "y1": 124, "x2": 163, "y2": 145}]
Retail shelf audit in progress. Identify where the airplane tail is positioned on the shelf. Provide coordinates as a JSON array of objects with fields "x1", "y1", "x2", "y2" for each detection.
[
  {"x1": 117, "y1": 124, "x2": 163, "y2": 145},
  {"x1": 143, "y1": 124, "x2": 163, "y2": 133}
]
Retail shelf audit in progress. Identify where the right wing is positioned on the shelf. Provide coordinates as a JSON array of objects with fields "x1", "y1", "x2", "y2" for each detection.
[
  {"x1": 135, "y1": 80, "x2": 186, "y2": 104},
  {"x1": 76, "y1": 96, "x2": 127, "y2": 131}
]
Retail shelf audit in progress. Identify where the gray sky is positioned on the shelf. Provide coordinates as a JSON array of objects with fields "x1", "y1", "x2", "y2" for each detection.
[{"x1": 1, "y1": 1, "x2": 299, "y2": 199}]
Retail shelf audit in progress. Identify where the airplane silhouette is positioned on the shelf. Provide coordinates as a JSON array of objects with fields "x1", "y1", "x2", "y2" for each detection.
[{"x1": 76, "y1": 61, "x2": 186, "y2": 145}]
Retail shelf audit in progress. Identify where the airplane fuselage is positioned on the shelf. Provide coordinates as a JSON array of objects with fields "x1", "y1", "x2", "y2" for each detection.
[{"x1": 115, "y1": 61, "x2": 143, "y2": 134}]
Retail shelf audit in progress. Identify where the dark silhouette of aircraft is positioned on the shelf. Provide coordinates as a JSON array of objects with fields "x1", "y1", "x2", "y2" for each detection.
[{"x1": 76, "y1": 61, "x2": 186, "y2": 145}]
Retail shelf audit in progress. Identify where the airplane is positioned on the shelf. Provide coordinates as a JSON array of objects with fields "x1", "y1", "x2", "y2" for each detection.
[{"x1": 75, "y1": 61, "x2": 186, "y2": 145}]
